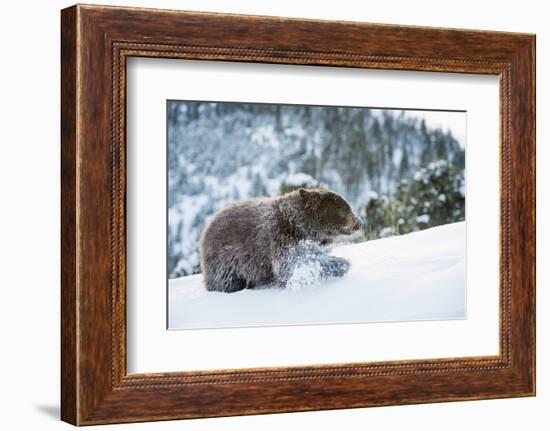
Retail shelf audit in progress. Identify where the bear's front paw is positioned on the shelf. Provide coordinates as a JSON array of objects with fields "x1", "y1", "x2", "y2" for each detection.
[{"x1": 321, "y1": 256, "x2": 351, "y2": 278}]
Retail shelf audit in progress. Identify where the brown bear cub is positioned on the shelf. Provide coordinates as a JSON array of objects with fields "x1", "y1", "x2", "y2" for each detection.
[{"x1": 200, "y1": 188, "x2": 362, "y2": 293}]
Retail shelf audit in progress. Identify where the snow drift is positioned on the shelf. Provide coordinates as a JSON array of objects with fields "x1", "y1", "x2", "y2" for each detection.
[{"x1": 168, "y1": 221, "x2": 465, "y2": 330}]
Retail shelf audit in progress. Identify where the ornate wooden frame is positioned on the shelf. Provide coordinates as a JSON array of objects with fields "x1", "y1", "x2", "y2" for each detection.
[{"x1": 61, "y1": 4, "x2": 536, "y2": 425}]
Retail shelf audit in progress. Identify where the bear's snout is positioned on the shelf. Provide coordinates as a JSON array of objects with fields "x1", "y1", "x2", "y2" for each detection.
[
  {"x1": 352, "y1": 216, "x2": 363, "y2": 232},
  {"x1": 343, "y1": 213, "x2": 362, "y2": 234}
]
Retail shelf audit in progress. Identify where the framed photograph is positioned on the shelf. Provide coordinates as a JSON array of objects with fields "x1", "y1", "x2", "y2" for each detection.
[
  {"x1": 61, "y1": 4, "x2": 535, "y2": 425},
  {"x1": 164, "y1": 100, "x2": 467, "y2": 330}
]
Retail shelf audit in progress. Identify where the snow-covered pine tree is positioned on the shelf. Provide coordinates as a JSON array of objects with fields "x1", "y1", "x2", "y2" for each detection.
[{"x1": 362, "y1": 160, "x2": 465, "y2": 238}]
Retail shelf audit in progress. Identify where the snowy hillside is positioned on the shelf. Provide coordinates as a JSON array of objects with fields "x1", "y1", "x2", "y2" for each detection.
[
  {"x1": 168, "y1": 221, "x2": 465, "y2": 330},
  {"x1": 167, "y1": 101, "x2": 465, "y2": 277}
]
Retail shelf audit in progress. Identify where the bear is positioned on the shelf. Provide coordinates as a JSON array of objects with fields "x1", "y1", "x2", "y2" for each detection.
[{"x1": 199, "y1": 188, "x2": 363, "y2": 293}]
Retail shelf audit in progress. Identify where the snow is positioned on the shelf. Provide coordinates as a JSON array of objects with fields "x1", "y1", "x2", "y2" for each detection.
[
  {"x1": 283, "y1": 172, "x2": 317, "y2": 187},
  {"x1": 366, "y1": 190, "x2": 379, "y2": 200},
  {"x1": 168, "y1": 222, "x2": 465, "y2": 330},
  {"x1": 286, "y1": 259, "x2": 323, "y2": 291},
  {"x1": 379, "y1": 226, "x2": 396, "y2": 238},
  {"x1": 416, "y1": 214, "x2": 430, "y2": 224}
]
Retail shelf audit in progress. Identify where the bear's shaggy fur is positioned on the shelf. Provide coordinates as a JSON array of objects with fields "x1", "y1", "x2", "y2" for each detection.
[{"x1": 199, "y1": 188, "x2": 362, "y2": 292}]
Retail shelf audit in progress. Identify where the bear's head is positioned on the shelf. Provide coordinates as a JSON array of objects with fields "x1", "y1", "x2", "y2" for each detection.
[{"x1": 293, "y1": 188, "x2": 362, "y2": 242}]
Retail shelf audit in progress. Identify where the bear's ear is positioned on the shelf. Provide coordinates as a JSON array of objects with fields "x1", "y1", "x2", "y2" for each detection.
[
  {"x1": 298, "y1": 188, "x2": 310, "y2": 198},
  {"x1": 299, "y1": 188, "x2": 322, "y2": 210}
]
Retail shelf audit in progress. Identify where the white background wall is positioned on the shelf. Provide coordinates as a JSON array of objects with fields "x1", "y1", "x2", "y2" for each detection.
[{"x1": 0, "y1": 0, "x2": 546, "y2": 429}]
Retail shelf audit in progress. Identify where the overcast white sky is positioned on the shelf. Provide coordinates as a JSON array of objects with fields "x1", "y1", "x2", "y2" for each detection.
[
  {"x1": 369, "y1": 108, "x2": 466, "y2": 149},
  {"x1": 405, "y1": 110, "x2": 466, "y2": 149}
]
